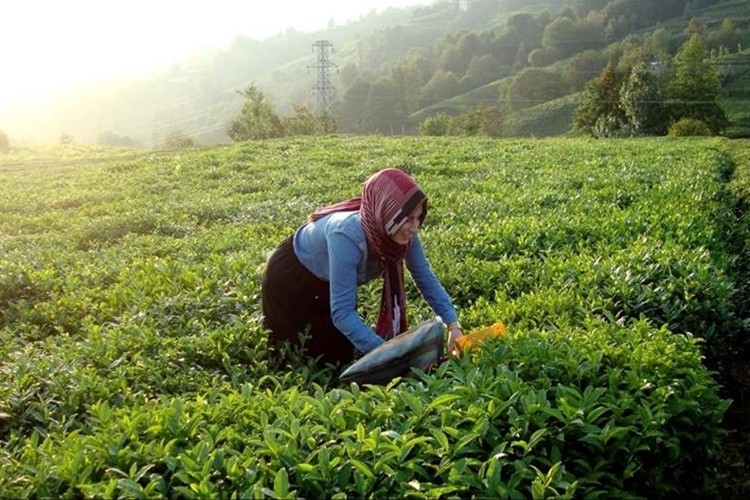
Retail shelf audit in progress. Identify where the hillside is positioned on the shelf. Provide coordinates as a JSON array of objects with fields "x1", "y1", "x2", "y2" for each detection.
[
  {"x1": 1, "y1": 0, "x2": 749, "y2": 145},
  {"x1": 408, "y1": 0, "x2": 750, "y2": 137}
]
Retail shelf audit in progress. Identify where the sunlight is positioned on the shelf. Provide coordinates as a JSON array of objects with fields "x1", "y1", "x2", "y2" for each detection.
[{"x1": 0, "y1": 0, "x2": 429, "y2": 114}]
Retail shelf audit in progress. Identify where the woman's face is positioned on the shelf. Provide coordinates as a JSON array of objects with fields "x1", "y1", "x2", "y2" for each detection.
[{"x1": 390, "y1": 202, "x2": 424, "y2": 245}]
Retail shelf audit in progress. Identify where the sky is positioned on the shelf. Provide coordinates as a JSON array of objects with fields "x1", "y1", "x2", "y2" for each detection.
[{"x1": 0, "y1": 0, "x2": 433, "y2": 114}]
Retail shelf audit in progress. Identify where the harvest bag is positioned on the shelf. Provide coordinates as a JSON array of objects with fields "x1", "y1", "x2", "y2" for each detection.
[{"x1": 339, "y1": 318, "x2": 446, "y2": 385}]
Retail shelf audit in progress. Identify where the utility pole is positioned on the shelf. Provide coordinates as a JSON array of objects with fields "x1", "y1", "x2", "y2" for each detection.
[{"x1": 309, "y1": 40, "x2": 338, "y2": 113}]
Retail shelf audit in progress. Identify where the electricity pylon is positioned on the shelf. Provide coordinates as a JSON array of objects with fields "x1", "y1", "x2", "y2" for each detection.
[{"x1": 309, "y1": 40, "x2": 338, "y2": 113}]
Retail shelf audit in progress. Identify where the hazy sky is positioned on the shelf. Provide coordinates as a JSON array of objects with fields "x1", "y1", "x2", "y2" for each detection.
[{"x1": 0, "y1": 0, "x2": 432, "y2": 114}]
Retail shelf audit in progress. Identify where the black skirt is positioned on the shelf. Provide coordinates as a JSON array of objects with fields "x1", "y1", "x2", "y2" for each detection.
[{"x1": 261, "y1": 235, "x2": 356, "y2": 366}]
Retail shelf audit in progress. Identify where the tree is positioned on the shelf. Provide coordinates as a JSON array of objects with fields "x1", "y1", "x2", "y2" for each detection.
[
  {"x1": 419, "y1": 114, "x2": 454, "y2": 136},
  {"x1": 491, "y1": 31, "x2": 521, "y2": 67},
  {"x1": 506, "y1": 68, "x2": 566, "y2": 110},
  {"x1": 463, "y1": 54, "x2": 508, "y2": 89},
  {"x1": 455, "y1": 31, "x2": 483, "y2": 74},
  {"x1": 507, "y1": 13, "x2": 543, "y2": 48},
  {"x1": 542, "y1": 17, "x2": 580, "y2": 59},
  {"x1": 388, "y1": 63, "x2": 424, "y2": 116},
  {"x1": 686, "y1": 18, "x2": 706, "y2": 36},
  {"x1": 366, "y1": 77, "x2": 405, "y2": 134},
  {"x1": 316, "y1": 111, "x2": 338, "y2": 135},
  {"x1": 707, "y1": 19, "x2": 744, "y2": 53},
  {"x1": 620, "y1": 62, "x2": 668, "y2": 135},
  {"x1": 227, "y1": 84, "x2": 282, "y2": 141},
  {"x1": 462, "y1": 105, "x2": 503, "y2": 137},
  {"x1": 573, "y1": 0, "x2": 609, "y2": 19},
  {"x1": 527, "y1": 48, "x2": 548, "y2": 67},
  {"x1": 280, "y1": 106, "x2": 337, "y2": 136},
  {"x1": 644, "y1": 27, "x2": 678, "y2": 59},
  {"x1": 670, "y1": 34, "x2": 727, "y2": 134},
  {"x1": 563, "y1": 50, "x2": 606, "y2": 91},
  {"x1": 335, "y1": 78, "x2": 371, "y2": 133},
  {"x1": 339, "y1": 63, "x2": 360, "y2": 88},
  {"x1": 420, "y1": 69, "x2": 459, "y2": 109},
  {"x1": 280, "y1": 105, "x2": 318, "y2": 136},
  {"x1": 574, "y1": 63, "x2": 628, "y2": 136},
  {"x1": 439, "y1": 44, "x2": 465, "y2": 75}
]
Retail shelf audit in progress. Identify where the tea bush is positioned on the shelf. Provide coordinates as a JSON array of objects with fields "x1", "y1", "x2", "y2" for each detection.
[{"x1": 0, "y1": 136, "x2": 743, "y2": 497}]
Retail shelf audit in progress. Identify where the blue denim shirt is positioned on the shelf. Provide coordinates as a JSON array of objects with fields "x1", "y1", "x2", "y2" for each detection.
[{"x1": 293, "y1": 211, "x2": 458, "y2": 353}]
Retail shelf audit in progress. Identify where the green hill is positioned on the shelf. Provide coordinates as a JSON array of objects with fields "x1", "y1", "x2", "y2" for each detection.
[
  {"x1": 406, "y1": 0, "x2": 750, "y2": 137},
  {"x1": 1, "y1": 0, "x2": 749, "y2": 145}
]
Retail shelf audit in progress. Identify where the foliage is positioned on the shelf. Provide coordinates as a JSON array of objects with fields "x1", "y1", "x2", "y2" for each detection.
[
  {"x1": 620, "y1": 62, "x2": 669, "y2": 135},
  {"x1": 163, "y1": 131, "x2": 196, "y2": 150},
  {"x1": 420, "y1": 69, "x2": 460, "y2": 109},
  {"x1": 573, "y1": 63, "x2": 627, "y2": 136},
  {"x1": 562, "y1": 50, "x2": 607, "y2": 91},
  {"x1": 670, "y1": 34, "x2": 729, "y2": 134},
  {"x1": 668, "y1": 117, "x2": 713, "y2": 136},
  {"x1": 706, "y1": 18, "x2": 746, "y2": 53},
  {"x1": 0, "y1": 136, "x2": 744, "y2": 497},
  {"x1": 466, "y1": 105, "x2": 503, "y2": 137},
  {"x1": 574, "y1": 31, "x2": 736, "y2": 138},
  {"x1": 419, "y1": 114, "x2": 454, "y2": 136},
  {"x1": 367, "y1": 78, "x2": 406, "y2": 134},
  {"x1": 504, "y1": 93, "x2": 581, "y2": 137},
  {"x1": 227, "y1": 84, "x2": 283, "y2": 142},
  {"x1": 280, "y1": 106, "x2": 338, "y2": 136},
  {"x1": 334, "y1": 78, "x2": 371, "y2": 134},
  {"x1": 418, "y1": 106, "x2": 503, "y2": 137},
  {"x1": 542, "y1": 16, "x2": 606, "y2": 60},
  {"x1": 0, "y1": 130, "x2": 8, "y2": 152},
  {"x1": 507, "y1": 68, "x2": 567, "y2": 111}
]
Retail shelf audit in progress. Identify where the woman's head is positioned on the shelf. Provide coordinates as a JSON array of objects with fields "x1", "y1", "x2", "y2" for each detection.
[
  {"x1": 389, "y1": 201, "x2": 424, "y2": 245},
  {"x1": 360, "y1": 168, "x2": 427, "y2": 260}
]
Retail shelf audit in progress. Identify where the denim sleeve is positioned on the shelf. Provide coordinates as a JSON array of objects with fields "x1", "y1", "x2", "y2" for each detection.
[
  {"x1": 328, "y1": 230, "x2": 386, "y2": 353},
  {"x1": 405, "y1": 235, "x2": 458, "y2": 324}
]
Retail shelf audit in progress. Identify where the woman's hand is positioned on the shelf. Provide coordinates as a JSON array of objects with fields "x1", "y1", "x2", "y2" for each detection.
[{"x1": 447, "y1": 322, "x2": 463, "y2": 355}]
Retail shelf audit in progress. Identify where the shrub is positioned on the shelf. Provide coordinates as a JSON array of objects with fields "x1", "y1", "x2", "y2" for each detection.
[
  {"x1": 163, "y1": 131, "x2": 196, "y2": 150},
  {"x1": 668, "y1": 118, "x2": 713, "y2": 136},
  {"x1": 419, "y1": 114, "x2": 454, "y2": 136}
]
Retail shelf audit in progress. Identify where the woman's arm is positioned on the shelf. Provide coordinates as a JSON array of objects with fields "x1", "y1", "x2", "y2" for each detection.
[
  {"x1": 405, "y1": 235, "x2": 458, "y2": 322},
  {"x1": 328, "y1": 231, "x2": 385, "y2": 353},
  {"x1": 405, "y1": 235, "x2": 463, "y2": 348}
]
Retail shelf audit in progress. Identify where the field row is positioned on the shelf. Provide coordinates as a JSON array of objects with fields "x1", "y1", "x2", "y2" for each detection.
[{"x1": 0, "y1": 137, "x2": 745, "y2": 497}]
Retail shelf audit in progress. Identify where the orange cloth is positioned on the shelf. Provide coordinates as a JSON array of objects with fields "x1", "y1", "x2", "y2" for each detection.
[{"x1": 454, "y1": 322, "x2": 506, "y2": 355}]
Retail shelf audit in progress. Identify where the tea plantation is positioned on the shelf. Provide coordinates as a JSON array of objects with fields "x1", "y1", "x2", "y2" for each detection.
[{"x1": 1, "y1": 137, "x2": 748, "y2": 497}]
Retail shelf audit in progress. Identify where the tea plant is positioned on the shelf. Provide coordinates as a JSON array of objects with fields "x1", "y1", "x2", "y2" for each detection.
[{"x1": 0, "y1": 136, "x2": 744, "y2": 497}]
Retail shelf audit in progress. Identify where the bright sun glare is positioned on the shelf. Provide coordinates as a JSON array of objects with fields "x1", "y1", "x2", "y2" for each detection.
[{"x1": 0, "y1": 0, "x2": 431, "y2": 114}]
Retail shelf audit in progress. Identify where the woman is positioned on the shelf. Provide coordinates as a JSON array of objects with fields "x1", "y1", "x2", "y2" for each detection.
[{"x1": 262, "y1": 168, "x2": 462, "y2": 366}]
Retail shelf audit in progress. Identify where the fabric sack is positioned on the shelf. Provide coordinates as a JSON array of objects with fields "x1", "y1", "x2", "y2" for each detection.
[{"x1": 340, "y1": 318, "x2": 446, "y2": 385}]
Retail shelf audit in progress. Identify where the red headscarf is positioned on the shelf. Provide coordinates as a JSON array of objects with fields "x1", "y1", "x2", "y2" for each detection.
[{"x1": 312, "y1": 168, "x2": 427, "y2": 340}]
